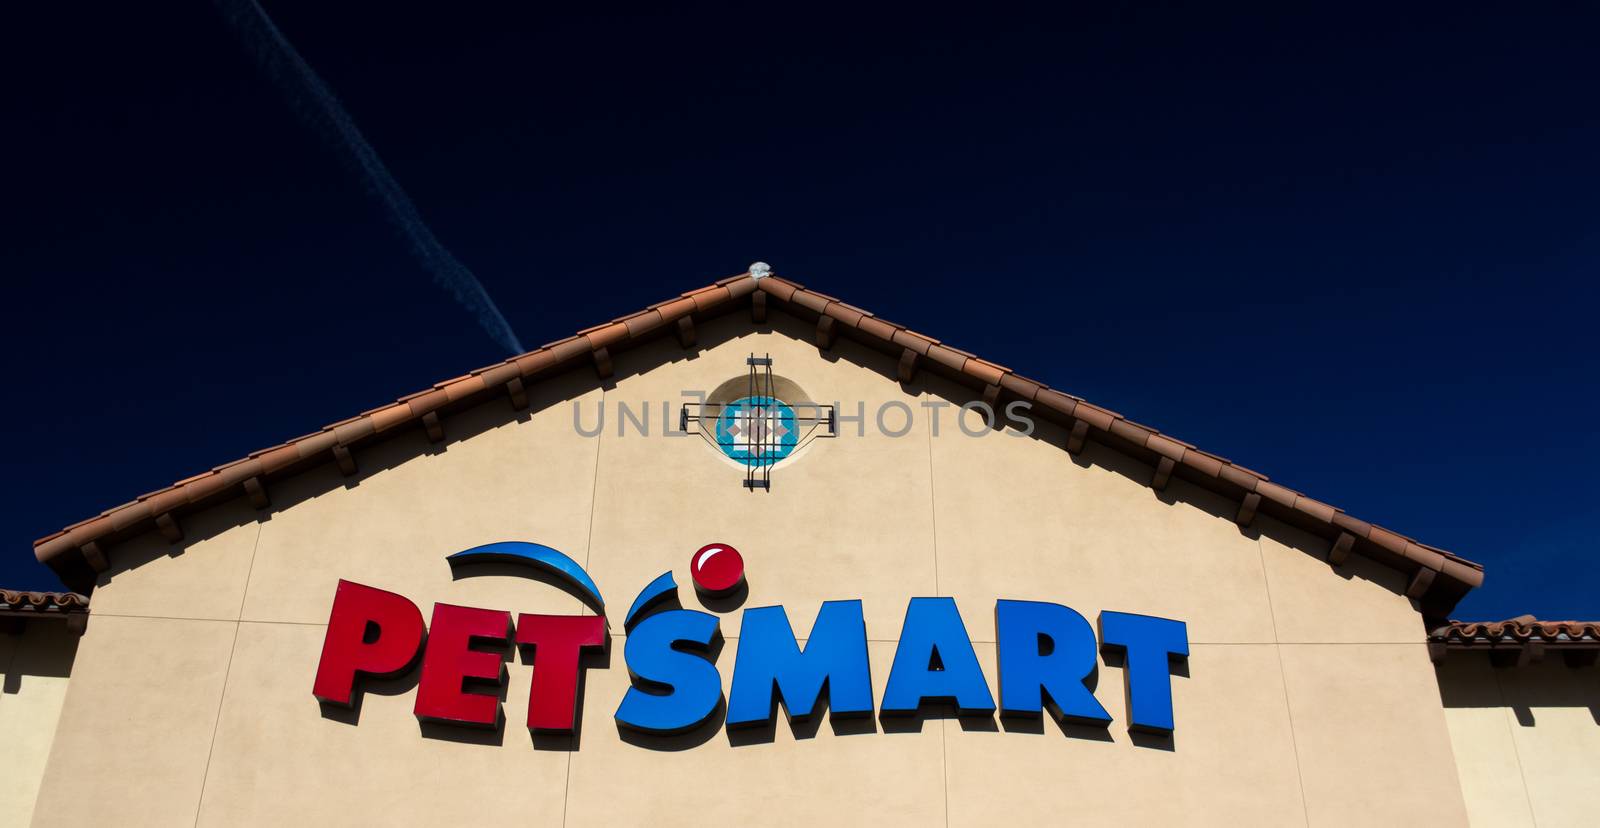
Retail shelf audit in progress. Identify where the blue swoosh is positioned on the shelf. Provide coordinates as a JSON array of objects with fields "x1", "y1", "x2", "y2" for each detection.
[
  {"x1": 624, "y1": 571, "x2": 678, "y2": 629},
  {"x1": 447, "y1": 541, "x2": 605, "y2": 612}
]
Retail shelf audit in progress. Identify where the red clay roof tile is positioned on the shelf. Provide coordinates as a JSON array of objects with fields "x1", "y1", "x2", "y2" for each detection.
[
  {"x1": 1145, "y1": 434, "x2": 1187, "y2": 462},
  {"x1": 855, "y1": 316, "x2": 898, "y2": 340},
  {"x1": 1034, "y1": 389, "x2": 1078, "y2": 418},
  {"x1": 1217, "y1": 465, "x2": 1261, "y2": 491},
  {"x1": 790, "y1": 290, "x2": 832, "y2": 315},
  {"x1": 653, "y1": 296, "x2": 698, "y2": 321},
  {"x1": 925, "y1": 344, "x2": 969, "y2": 373},
  {"x1": 1366, "y1": 525, "x2": 1410, "y2": 557},
  {"x1": 474, "y1": 362, "x2": 520, "y2": 388},
  {"x1": 1180, "y1": 450, "x2": 1224, "y2": 478},
  {"x1": 583, "y1": 322, "x2": 630, "y2": 351},
  {"x1": 1431, "y1": 617, "x2": 1599, "y2": 650},
  {"x1": 686, "y1": 285, "x2": 731, "y2": 312},
  {"x1": 441, "y1": 376, "x2": 485, "y2": 403},
  {"x1": 1108, "y1": 419, "x2": 1152, "y2": 445},
  {"x1": 1291, "y1": 496, "x2": 1337, "y2": 524},
  {"x1": 1254, "y1": 480, "x2": 1297, "y2": 509},
  {"x1": 370, "y1": 404, "x2": 413, "y2": 433},
  {"x1": 1000, "y1": 373, "x2": 1042, "y2": 401},
  {"x1": 725, "y1": 277, "x2": 758, "y2": 298},
  {"x1": 964, "y1": 359, "x2": 1008, "y2": 386},
  {"x1": 0, "y1": 589, "x2": 89, "y2": 615},
  {"x1": 889, "y1": 330, "x2": 934, "y2": 356},
  {"x1": 756, "y1": 278, "x2": 798, "y2": 302},
  {"x1": 823, "y1": 302, "x2": 866, "y2": 328}
]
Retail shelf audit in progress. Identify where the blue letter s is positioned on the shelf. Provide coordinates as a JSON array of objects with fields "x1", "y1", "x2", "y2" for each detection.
[{"x1": 615, "y1": 609, "x2": 723, "y2": 734}]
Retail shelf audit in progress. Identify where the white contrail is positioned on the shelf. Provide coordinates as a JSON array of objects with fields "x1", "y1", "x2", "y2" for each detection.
[{"x1": 216, "y1": 0, "x2": 526, "y2": 355}]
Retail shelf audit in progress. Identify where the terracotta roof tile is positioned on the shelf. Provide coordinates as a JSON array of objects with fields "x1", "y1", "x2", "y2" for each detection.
[
  {"x1": 1291, "y1": 496, "x2": 1337, "y2": 524},
  {"x1": 214, "y1": 461, "x2": 259, "y2": 489},
  {"x1": 512, "y1": 348, "x2": 561, "y2": 377},
  {"x1": 756, "y1": 278, "x2": 798, "y2": 302},
  {"x1": 888, "y1": 330, "x2": 933, "y2": 355},
  {"x1": 823, "y1": 302, "x2": 867, "y2": 329},
  {"x1": 141, "y1": 489, "x2": 187, "y2": 517},
  {"x1": 471, "y1": 362, "x2": 519, "y2": 386},
  {"x1": 1145, "y1": 434, "x2": 1187, "y2": 462},
  {"x1": 790, "y1": 290, "x2": 832, "y2": 315},
  {"x1": 1330, "y1": 511, "x2": 1372, "y2": 539},
  {"x1": 257, "y1": 444, "x2": 301, "y2": 474},
  {"x1": 294, "y1": 431, "x2": 339, "y2": 459},
  {"x1": 964, "y1": 359, "x2": 1008, "y2": 386},
  {"x1": 1179, "y1": 449, "x2": 1224, "y2": 478},
  {"x1": 1402, "y1": 541, "x2": 1446, "y2": 572},
  {"x1": 1439, "y1": 558, "x2": 1485, "y2": 589},
  {"x1": 0, "y1": 589, "x2": 89, "y2": 614},
  {"x1": 107, "y1": 500, "x2": 154, "y2": 532},
  {"x1": 441, "y1": 376, "x2": 486, "y2": 403},
  {"x1": 653, "y1": 296, "x2": 698, "y2": 322},
  {"x1": 370, "y1": 404, "x2": 413, "y2": 433},
  {"x1": 1254, "y1": 480, "x2": 1298, "y2": 509},
  {"x1": 855, "y1": 316, "x2": 898, "y2": 340},
  {"x1": 1072, "y1": 403, "x2": 1117, "y2": 431},
  {"x1": 432, "y1": 373, "x2": 474, "y2": 389},
  {"x1": 1000, "y1": 373, "x2": 1043, "y2": 401},
  {"x1": 1034, "y1": 389, "x2": 1078, "y2": 418},
  {"x1": 583, "y1": 322, "x2": 630, "y2": 351},
  {"x1": 1217, "y1": 465, "x2": 1261, "y2": 491},
  {"x1": 924, "y1": 344, "x2": 969, "y2": 373},
  {"x1": 1431, "y1": 617, "x2": 1600, "y2": 656},
  {"x1": 686, "y1": 285, "x2": 731, "y2": 312},
  {"x1": 333, "y1": 418, "x2": 378, "y2": 446},
  {"x1": 1108, "y1": 419, "x2": 1153, "y2": 445},
  {"x1": 1366, "y1": 525, "x2": 1410, "y2": 557}
]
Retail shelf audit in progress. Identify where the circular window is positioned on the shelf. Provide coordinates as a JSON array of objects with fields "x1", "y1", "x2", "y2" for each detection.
[{"x1": 712, "y1": 395, "x2": 799, "y2": 468}]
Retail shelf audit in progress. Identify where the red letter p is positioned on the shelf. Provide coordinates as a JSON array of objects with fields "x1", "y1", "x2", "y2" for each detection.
[{"x1": 312, "y1": 580, "x2": 426, "y2": 706}]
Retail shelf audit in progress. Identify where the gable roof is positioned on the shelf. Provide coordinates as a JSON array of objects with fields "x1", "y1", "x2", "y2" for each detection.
[{"x1": 32, "y1": 269, "x2": 1485, "y2": 619}]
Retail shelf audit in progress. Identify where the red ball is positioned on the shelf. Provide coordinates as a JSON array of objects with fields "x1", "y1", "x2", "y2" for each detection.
[{"x1": 690, "y1": 543, "x2": 744, "y2": 596}]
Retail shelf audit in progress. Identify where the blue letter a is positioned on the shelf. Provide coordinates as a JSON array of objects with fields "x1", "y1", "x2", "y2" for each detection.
[
  {"x1": 881, "y1": 597, "x2": 995, "y2": 716},
  {"x1": 727, "y1": 601, "x2": 873, "y2": 727}
]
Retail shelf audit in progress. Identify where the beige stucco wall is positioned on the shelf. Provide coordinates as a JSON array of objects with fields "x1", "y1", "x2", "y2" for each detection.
[
  {"x1": 1, "y1": 621, "x2": 78, "y2": 827},
  {"x1": 1437, "y1": 656, "x2": 1600, "y2": 827},
  {"x1": 33, "y1": 312, "x2": 1471, "y2": 826}
]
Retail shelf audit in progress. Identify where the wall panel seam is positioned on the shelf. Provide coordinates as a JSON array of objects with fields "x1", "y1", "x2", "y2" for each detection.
[
  {"x1": 233, "y1": 521, "x2": 263, "y2": 624},
  {"x1": 1258, "y1": 536, "x2": 1313, "y2": 828},
  {"x1": 925, "y1": 396, "x2": 941, "y2": 597},
  {"x1": 566, "y1": 386, "x2": 602, "y2": 828},
  {"x1": 925, "y1": 394, "x2": 950, "y2": 827},
  {"x1": 189, "y1": 619, "x2": 242, "y2": 828},
  {"x1": 1492, "y1": 669, "x2": 1540, "y2": 827}
]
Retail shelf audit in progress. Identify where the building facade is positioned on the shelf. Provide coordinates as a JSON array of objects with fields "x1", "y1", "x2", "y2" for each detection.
[{"x1": 6, "y1": 271, "x2": 1597, "y2": 826}]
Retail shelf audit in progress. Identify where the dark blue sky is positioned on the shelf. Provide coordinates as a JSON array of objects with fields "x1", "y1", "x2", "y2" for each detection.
[{"x1": 3, "y1": 2, "x2": 1595, "y2": 620}]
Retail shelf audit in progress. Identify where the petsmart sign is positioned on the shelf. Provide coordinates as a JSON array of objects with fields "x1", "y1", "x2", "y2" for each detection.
[{"x1": 312, "y1": 541, "x2": 1189, "y2": 739}]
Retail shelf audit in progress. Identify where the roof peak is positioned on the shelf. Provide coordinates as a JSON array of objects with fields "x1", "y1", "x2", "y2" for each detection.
[{"x1": 32, "y1": 269, "x2": 1484, "y2": 618}]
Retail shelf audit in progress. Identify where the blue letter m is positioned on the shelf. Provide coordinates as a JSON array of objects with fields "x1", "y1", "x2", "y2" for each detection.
[{"x1": 727, "y1": 600, "x2": 874, "y2": 727}]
